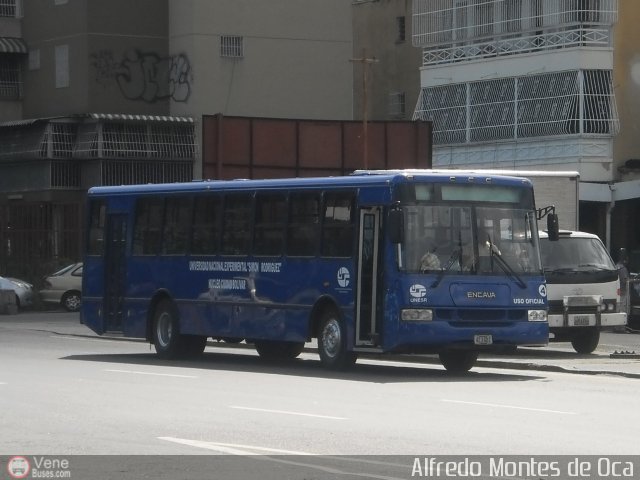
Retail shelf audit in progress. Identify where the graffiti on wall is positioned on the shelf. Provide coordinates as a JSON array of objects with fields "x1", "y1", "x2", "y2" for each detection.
[{"x1": 91, "y1": 49, "x2": 192, "y2": 103}]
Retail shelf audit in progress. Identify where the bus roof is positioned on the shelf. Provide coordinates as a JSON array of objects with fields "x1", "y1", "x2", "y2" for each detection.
[{"x1": 87, "y1": 170, "x2": 532, "y2": 196}]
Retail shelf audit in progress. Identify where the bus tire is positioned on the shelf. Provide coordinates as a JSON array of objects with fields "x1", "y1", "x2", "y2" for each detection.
[
  {"x1": 571, "y1": 328, "x2": 600, "y2": 354},
  {"x1": 255, "y1": 341, "x2": 305, "y2": 360},
  {"x1": 317, "y1": 310, "x2": 356, "y2": 370},
  {"x1": 152, "y1": 300, "x2": 187, "y2": 359},
  {"x1": 439, "y1": 350, "x2": 478, "y2": 373}
]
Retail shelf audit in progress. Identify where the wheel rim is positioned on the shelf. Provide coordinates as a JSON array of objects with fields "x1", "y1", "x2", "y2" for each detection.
[
  {"x1": 66, "y1": 295, "x2": 80, "y2": 311},
  {"x1": 156, "y1": 312, "x2": 173, "y2": 348},
  {"x1": 321, "y1": 318, "x2": 341, "y2": 359}
]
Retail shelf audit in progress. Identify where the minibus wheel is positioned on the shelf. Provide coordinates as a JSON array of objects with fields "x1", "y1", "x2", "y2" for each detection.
[
  {"x1": 570, "y1": 328, "x2": 600, "y2": 354},
  {"x1": 439, "y1": 350, "x2": 478, "y2": 373},
  {"x1": 317, "y1": 310, "x2": 356, "y2": 370}
]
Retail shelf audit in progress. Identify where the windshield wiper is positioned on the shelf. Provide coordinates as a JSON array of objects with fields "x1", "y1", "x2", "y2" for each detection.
[
  {"x1": 487, "y1": 236, "x2": 527, "y2": 289},
  {"x1": 430, "y1": 249, "x2": 461, "y2": 288}
]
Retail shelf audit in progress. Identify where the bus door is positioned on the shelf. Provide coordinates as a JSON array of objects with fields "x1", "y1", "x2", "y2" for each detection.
[
  {"x1": 356, "y1": 207, "x2": 382, "y2": 346},
  {"x1": 104, "y1": 214, "x2": 127, "y2": 333}
]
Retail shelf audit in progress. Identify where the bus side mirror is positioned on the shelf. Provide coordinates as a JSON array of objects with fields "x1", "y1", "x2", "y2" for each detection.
[
  {"x1": 547, "y1": 213, "x2": 559, "y2": 241},
  {"x1": 388, "y1": 208, "x2": 404, "y2": 244}
]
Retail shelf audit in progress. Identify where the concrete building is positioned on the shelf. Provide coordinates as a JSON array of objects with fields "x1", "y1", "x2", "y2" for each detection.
[
  {"x1": 408, "y1": 0, "x2": 640, "y2": 255},
  {"x1": 0, "y1": 0, "x2": 354, "y2": 280}
]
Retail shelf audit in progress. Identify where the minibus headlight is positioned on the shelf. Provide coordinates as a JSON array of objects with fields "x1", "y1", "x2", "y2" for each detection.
[
  {"x1": 528, "y1": 310, "x2": 547, "y2": 322},
  {"x1": 401, "y1": 309, "x2": 433, "y2": 322}
]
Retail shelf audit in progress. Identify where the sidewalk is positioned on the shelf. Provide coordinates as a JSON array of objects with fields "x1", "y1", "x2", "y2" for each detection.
[{"x1": 4, "y1": 312, "x2": 640, "y2": 378}]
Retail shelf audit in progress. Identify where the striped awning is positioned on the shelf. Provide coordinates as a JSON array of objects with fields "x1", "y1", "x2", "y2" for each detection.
[{"x1": 0, "y1": 37, "x2": 28, "y2": 54}]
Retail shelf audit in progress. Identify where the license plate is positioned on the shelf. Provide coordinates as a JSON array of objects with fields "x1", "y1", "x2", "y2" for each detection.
[
  {"x1": 573, "y1": 315, "x2": 590, "y2": 326},
  {"x1": 474, "y1": 334, "x2": 493, "y2": 345}
]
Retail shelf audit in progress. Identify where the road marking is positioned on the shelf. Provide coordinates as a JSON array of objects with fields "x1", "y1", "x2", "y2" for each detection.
[
  {"x1": 159, "y1": 437, "x2": 315, "y2": 455},
  {"x1": 0, "y1": 382, "x2": 6, "y2": 385},
  {"x1": 158, "y1": 437, "x2": 405, "y2": 479},
  {"x1": 442, "y1": 399, "x2": 576, "y2": 415},
  {"x1": 104, "y1": 369, "x2": 197, "y2": 379},
  {"x1": 230, "y1": 405, "x2": 346, "y2": 420}
]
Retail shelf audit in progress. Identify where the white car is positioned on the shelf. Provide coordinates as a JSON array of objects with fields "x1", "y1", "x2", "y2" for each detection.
[
  {"x1": 0, "y1": 276, "x2": 35, "y2": 309},
  {"x1": 39, "y1": 263, "x2": 83, "y2": 312}
]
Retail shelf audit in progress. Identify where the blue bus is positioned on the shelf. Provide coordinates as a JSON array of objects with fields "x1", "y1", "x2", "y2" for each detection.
[{"x1": 81, "y1": 170, "x2": 549, "y2": 372}]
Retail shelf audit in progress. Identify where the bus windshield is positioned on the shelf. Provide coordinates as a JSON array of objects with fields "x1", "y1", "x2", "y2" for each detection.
[{"x1": 400, "y1": 204, "x2": 542, "y2": 276}]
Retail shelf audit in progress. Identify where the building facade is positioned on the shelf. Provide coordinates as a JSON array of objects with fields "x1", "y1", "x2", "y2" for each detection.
[
  {"x1": 410, "y1": 0, "x2": 640, "y2": 254},
  {"x1": 0, "y1": 0, "x2": 354, "y2": 281}
]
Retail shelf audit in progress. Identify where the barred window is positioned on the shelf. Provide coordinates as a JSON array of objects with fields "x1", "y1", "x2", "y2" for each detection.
[
  {"x1": 221, "y1": 36, "x2": 244, "y2": 58},
  {"x1": 0, "y1": 0, "x2": 17, "y2": 17},
  {"x1": 396, "y1": 16, "x2": 406, "y2": 43},
  {"x1": 389, "y1": 92, "x2": 406, "y2": 118},
  {"x1": 0, "y1": 54, "x2": 21, "y2": 99}
]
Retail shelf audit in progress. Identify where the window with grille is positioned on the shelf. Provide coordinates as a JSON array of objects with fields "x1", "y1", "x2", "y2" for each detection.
[
  {"x1": 415, "y1": 69, "x2": 618, "y2": 145},
  {"x1": 396, "y1": 16, "x2": 406, "y2": 43},
  {"x1": 0, "y1": 54, "x2": 21, "y2": 99},
  {"x1": 220, "y1": 36, "x2": 244, "y2": 58},
  {"x1": 388, "y1": 92, "x2": 406, "y2": 118},
  {"x1": 0, "y1": 0, "x2": 17, "y2": 17}
]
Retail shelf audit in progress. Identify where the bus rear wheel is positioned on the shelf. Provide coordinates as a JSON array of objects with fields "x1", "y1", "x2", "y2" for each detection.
[
  {"x1": 571, "y1": 328, "x2": 600, "y2": 354},
  {"x1": 317, "y1": 310, "x2": 356, "y2": 370},
  {"x1": 255, "y1": 341, "x2": 305, "y2": 360},
  {"x1": 439, "y1": 350, "x2": 478, "y2": 373},
  {"x1": 152, "y1": 300, "x2": 206, "y2": 359}
]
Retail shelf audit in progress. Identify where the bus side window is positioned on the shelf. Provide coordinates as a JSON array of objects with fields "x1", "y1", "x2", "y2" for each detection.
[
  {"x1": 321, "y1": 192, "x2": 355, "y2": 258},
  {"x1": 254, "y1": 193, "x2": 286, "y2": 256},
  {"x1": 87, "y1": 200, "x2": 106, "y2": 256},
  {"x1": 288, "y1": 192, "x2": 320, "y2": 256},
  {"x1": 163, "y1": 196, "x2": 192, "y2": 255},
  {"x1": 133, "y1": 197, "x2": 164, "y2": 255},
  {"x1": 221, "y1": 194, "x2": 253, "y2": 255},
  {"x1": 191, "y1": 195, "x2": 220, "y2": 255}
]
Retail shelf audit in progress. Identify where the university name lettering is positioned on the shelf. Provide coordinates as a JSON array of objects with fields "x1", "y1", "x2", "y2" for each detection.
[{"x1": 190, "y1": 260, "x2": 281, "y2": 273}]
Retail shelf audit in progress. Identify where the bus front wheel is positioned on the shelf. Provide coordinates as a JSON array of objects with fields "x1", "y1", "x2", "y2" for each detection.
[
  {"x1": 317, "y1": 310, "x2": 356, "y2": 370},
  {"x1": 439, "y1": 351, "x2": 478, "y2": 373}
]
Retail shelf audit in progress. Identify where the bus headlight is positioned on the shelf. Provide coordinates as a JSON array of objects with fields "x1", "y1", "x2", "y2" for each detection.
[
  {"x1": 528, "y1": 310, "x2": 547, "y2": 322},
  {"x1": 401, "y1": 309, "x2": 433, "y2": 322}
]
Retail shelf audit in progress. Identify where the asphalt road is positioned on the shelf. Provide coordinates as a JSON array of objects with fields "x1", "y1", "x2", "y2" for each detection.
[{"x1": 1, "y1": 311, "x2": 639, "y2": 465}]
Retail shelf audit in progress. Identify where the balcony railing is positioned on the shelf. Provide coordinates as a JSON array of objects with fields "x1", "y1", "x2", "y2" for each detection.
[
  {"x1": 413, "y1": 0, "x2": 618, "y2": 49},
  {"x1": 422, "y1": 27, "x2": 610, "y2": 65}
]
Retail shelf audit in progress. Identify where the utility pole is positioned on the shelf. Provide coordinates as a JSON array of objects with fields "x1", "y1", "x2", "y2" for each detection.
[{"x1": 350, "y1": 49, "x2": 378, "y2": 169}]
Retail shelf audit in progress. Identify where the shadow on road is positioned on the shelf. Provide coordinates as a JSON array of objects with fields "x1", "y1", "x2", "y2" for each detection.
[{"x1": 61, "y1": 347, "x2": 545, "y2": 384}]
